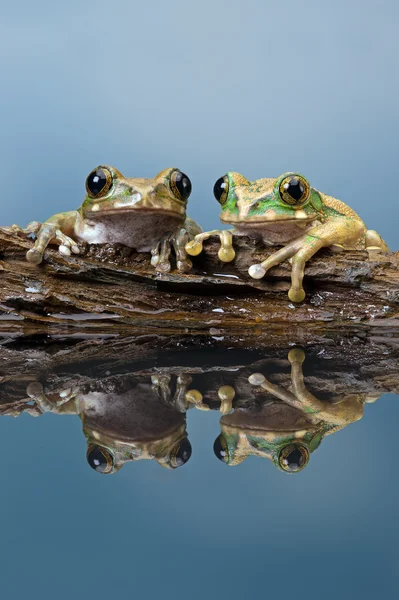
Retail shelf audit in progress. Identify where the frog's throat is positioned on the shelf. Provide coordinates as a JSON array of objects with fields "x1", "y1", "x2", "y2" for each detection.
[
  {"x1": 221, "y1": 422, "x2": 317, "y2": 439},
  {"x1": 83, "y1": 421, "x2": 186, "y2": 450}
]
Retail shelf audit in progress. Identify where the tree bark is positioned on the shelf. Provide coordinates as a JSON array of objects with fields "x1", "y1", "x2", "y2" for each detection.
[{"x1": 1, "y1": 230, "x2": 398, "y2": 332}]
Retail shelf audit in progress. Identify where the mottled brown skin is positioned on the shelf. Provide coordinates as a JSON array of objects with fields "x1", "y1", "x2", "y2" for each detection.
[
  {"x1": 25, "y1": 374, "x2": 194, "y2": 473},
  {"x1": 2, "y1": 166, "x2": 201, "y2": 273},
  {"x1": 186, "y1": 172, "x2": 389, "y2": 301}
]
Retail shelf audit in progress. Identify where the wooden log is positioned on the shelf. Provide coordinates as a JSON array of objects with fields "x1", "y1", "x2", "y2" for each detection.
[{"x1": 0, "y1": 230, "x2": 398, "y2": 331}]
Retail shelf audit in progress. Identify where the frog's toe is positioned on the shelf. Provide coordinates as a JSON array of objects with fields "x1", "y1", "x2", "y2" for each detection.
[
  {"x1": 248, "y1": 373, "x2": 266, "y2": 386},
  {"x1": 185, "y1": 240, "x2": 203, "y2": 256},
  {"x1": 176, "y1": 258, "x2": 192, "y2": 273},
  {"x1": 248, "y1": 264, "x2": 266, "y2": 279},
  {"x1": 59, "y1": 245, "x2": 71, "y2": 257},
  {"x1": 288, "y1": 288, "x2": 306, "y2": 303},
  {"x1": 218, "y1": 247, "x2": 235, "y2": 262},
  {"x1": 26, "y1": 248, "x2": 43, "y2": 264},
  {"x1": 155, "y1": 260, "x2": 172, "y2": 274},
  {"x1": 288, "y1": 348, "x2": 306, "y2": 364}
]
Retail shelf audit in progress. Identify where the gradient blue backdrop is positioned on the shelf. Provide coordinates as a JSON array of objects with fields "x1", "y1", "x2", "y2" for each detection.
[
  {"x1": 0, "y1": 0, "x2": 398, "y2": 246},
  {"x1": 0, "y1": 1, "x2": 398, "y2": 599}
]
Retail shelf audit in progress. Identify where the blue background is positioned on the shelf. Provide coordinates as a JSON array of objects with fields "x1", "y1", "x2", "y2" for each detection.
[
  {"x1": 0, "y1": 1, "x2": 398, "y2": 598},
  {"x1": 0, "y1": 394, "x2": 398, "y2": 599},
  {"x1": 0, "y1": 0, "x2": 398, "y2": 247}
]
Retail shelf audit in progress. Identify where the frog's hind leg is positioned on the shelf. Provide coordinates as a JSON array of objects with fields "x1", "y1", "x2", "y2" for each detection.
[
  {"x1": 26, "y1": 223, "x2": 80, "y2": 264},
  {"x1": 365, "y1": 230, "x2": 389, "y2": 254}
]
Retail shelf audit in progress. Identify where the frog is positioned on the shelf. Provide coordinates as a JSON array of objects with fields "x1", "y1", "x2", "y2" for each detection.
[
  {"x1": 2, "y1": 166, "x2": 202, "y2": 273},
  {"x1": 185, "y1": 171, "x2": 389, "y2": 302},
  {"x1": 213, "y1": 348, "x2": 379, "y2": 473},
  {"x1": 23, "y1": 373, "x2": 194, "y2": 474}
]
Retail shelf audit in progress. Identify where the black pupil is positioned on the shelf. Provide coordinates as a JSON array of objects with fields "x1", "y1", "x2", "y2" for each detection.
[
  {"x1": 87, "y1": 169, "x2": 108, "y2": 196},
  {"x1": 213, "y1": 177, "x2": 227, "y2": 202},
  {"x1": 87, "y1": 446, "x2": 111, "y2": 473},
  {"x1": 174, "y1": 171, "x2": 192, "y2": 201},
  {"x1": 284, "y1": 178, "x2": 305, "y2": 202},
  {"x1": 213, "y1": 435, "x2": 229, "y2": 463},
  {"x1": 281, "y1": 447, "x2": 305, "y2": 471},
  {"x1": 173, "y1": 438, "x2": 192, "y2": 468}
]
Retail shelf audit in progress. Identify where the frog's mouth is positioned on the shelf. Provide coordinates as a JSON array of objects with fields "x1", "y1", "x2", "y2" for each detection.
[
  {"x1": 85, "y1": 206, "x2": 185, "y2": 219},
  {"x1": 220, "y1": 213, "x2": 318, "y2": 226}
]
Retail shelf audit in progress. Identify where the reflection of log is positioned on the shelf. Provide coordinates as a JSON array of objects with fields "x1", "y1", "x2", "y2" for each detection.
[
  {"x1": 0, "y1": 230, "x2": 398, "y2": 330},
  {"x1": 1, "y1": 334, "x2": 398, "y2": 414}
]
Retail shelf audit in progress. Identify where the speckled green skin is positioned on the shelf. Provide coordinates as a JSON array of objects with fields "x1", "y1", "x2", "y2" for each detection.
[
  {"x1": 216, "y1": 348, "x2": 377, "y2": 472},
  {"x1": 186, "y1": 171, "x2": 388, "y2": 302}
]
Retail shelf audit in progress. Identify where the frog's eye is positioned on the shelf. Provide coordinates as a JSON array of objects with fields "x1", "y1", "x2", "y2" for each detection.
[
  {"x1": 170, "y1": 170, "x2": 192, "y2": 202},
  {"x1": 213, "y1": 176, "x2": 229, "y2": 205},
  {"x1": 279, "y1": 175, "x2": 310, "y2": 206},
  {"x1": 278, "y1": 444, "x2": 309, "y2": 473},
  {"x1": 86, "y1": 167, "x2": 113, "y2": 199},
  {"x1": 86, "y1": 444, "x2": 114, "y2": 474},
  {"x1": 213, "y1": 434, "x2": 229, "y2": 463},
  {"x1": 169, "y1": 437, "x2": 192, "y2": 468}
]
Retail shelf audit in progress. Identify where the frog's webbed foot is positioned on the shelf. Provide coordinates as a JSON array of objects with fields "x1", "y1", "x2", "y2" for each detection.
[
  {"x1": 171, "y1": 227, "x2": 193, "y2": 273},
  {"x1": 151, "y1": 227, "x2": 195, "y2": 273},
  {"x1": 151, "y1": 374, "x2": 193, "y2": 412},
  {"x1": 248, "y1": 234, "x2": 325, "y2": 303},
  {"x1": 185, "y1": 229, "x2": 236, "y2": 263},
  {"x1": 26, "y1": 381, "x2": 76, "y2": 414},
  {"x1": 25, "y1": 223, "x2": 80, "y2": 264},
  {"x1": 151, "y1": 237, "x2": 172, "y2": 273}
]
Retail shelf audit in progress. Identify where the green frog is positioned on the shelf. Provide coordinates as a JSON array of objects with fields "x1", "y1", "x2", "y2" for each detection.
[
  {"x1": 213, "y1": 348, "x2": 379, "y2": 472},
  {"x1": 186, "y1": 172, "x2": 388, "y2": 302},
  {"x1": 3, "y1": 166, "x2": 201, "y2": 273}
]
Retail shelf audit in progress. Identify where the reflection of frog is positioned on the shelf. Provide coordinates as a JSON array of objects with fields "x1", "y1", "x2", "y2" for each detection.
[
  {"x1": 186, "y1": 172, "x2": 388, "y2": 302},
  {"x1": 214, "y1": 349, "x2": 379, "y2": 473},
  {"x1": 3, "y1": 166, "x2": 201, "y2": 273},
  {"x1": 26, "y1": 374, "x2": 194, "y2": 474}
]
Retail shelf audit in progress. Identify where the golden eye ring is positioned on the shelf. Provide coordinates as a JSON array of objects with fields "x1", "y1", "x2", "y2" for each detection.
[
  {"x1": 86, "y1": 444, "x2": 114, "y2": 474},
  {"x1": 169, "y1": 437, "x2": 192, "y2": 468},
  {"x1": 213, "y1": 434, "x2": 229, "y2": 463},
  {"x1": 279, "y1": 175, "x2": 310, "y2": 207},
  {"x1": 278, "y1": 444, "x2": 309, "y2": 473},
  {"x1": 170, "y1": 170, "x2": 192, "y2": 202},
  {"x1": 213, "y1": 175, "x2": 229, "y2": 205},
  {"x1": 85, "y1": 167, "x2": 113, "y2": 199}
]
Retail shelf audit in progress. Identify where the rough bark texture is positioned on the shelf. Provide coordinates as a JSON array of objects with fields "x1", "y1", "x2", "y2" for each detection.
[
  {"x1": 0, "y1": 332, "x2": 398, "y2": 415},
  {"x1": 0, "y1": 230, "x2": 398, "y2": 332}
]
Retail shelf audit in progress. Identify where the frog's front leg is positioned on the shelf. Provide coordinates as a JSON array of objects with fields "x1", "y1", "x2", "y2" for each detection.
[
  {"x1": 249, "y1": 218, "x2": 365, "y2": 303},
  {"x1": 151, "y1": 223, "x2": 202, "y2": 273},
  {"x1": 0, "y1": 221, "x2": 42, "y2": 237},
  {"x1": 171, "y1": 227, "x2": 193, "y2": 273},
  {"x1": 151, "y1": 374, "x2": 193, "y2": 412},
  {"x1": 185, "y1": 229, "x2": 235, "y2": 262},
  {"x1": 25, "y1": 211, "x2": 81, "y2": 264},
  {"x1": 248, "y1": 349, "x2": 324, "y2": 415}
]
